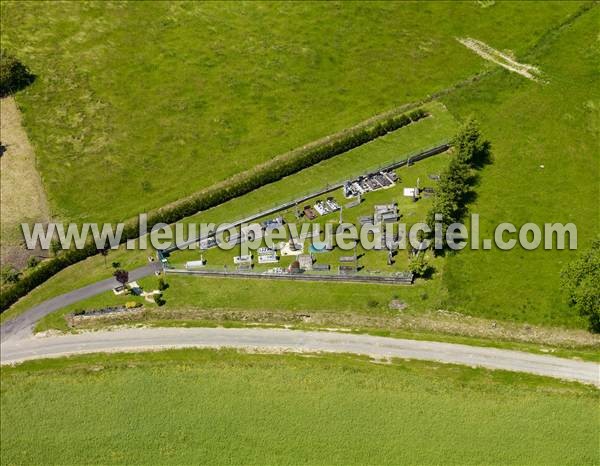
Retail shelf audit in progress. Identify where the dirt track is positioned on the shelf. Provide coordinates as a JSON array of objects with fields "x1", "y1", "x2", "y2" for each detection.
[
  {"x1": 0, "y1": 97, "x2": 50, "y2": 268},
  {"x1": 457, "y1": 37, "x2": 543, "y2": 82}
]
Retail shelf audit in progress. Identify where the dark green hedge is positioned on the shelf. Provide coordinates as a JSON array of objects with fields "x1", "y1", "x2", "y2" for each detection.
[{"x1": 0, "y1": 108, "x2": 428, "y2": 312}]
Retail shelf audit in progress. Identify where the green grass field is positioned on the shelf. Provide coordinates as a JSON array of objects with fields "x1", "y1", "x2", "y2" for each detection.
[
  {"x1": 1, "y1": 5, "x2": 599, "y2": 463},
  {"x1": 439, "y1": 3, "x2": 600, "y2": 324},
  {"x1": 1, "y1": 350, "x2": 598, "y2": 465},
  {"x1": 0, "y1": 1, "x2": 583, "y2": 222},
  {"x1": 1, "y1": 2, "x2": 598, "y2": 336}
]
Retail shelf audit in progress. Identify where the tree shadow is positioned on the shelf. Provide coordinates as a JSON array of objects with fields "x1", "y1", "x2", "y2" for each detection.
[
  {"x1": 471, "y1": 140, "x2": 493, "y2": 170},
  {"x1": 0, "y1": 54, "x2": 36, "y2": 97}
]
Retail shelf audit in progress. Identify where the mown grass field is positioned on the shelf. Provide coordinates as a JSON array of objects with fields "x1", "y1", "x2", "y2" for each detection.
[
  {"x1": 1, "y1": 350, "x2": 598, "y2": 465},
  {"x1": 0, "y1": 1, "x2": 582, "y2": 222}
]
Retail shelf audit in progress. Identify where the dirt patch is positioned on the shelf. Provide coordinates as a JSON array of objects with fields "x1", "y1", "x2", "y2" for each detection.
[
  {"x1": 66, "y1": 307, "x2": 600, "y2": 350},
  {"x1": 0, "y1": 97, "x2": 50, "y2": 268},
  {"x1": 457, "y1": 37, "x2": 544, "y2": 82}
]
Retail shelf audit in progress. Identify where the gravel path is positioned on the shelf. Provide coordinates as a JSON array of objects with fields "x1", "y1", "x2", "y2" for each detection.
[{"x1": 1, "y1": 327, "x2": 598, "y2": 386}]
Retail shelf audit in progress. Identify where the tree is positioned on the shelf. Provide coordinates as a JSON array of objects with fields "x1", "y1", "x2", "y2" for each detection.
[
  {"x1": 408, "y1": 254, "x2": 433, "y2": 278},
  {"x1": 99, "y1": 247, "x2": 109, "y2": 267},
  {"x1": 426, "y1": 156, "x2": 470, "y2": 236},
  {"x1": 157, "y1": 277, "x2": 169, "y2": 291},
  {"x1": 113, "y1": 269, "x2": 129, "y2": 288},
  {"x1": 561, "y1": 240, "x2": 600, "y2": 332},
  {"x1": 154, "y1": 292, "x2": 165, "y2": 306},
  {"x1": 426, "y1": 118, "x2": 490, "y2": 247},
  {"x1": 452, "y1": 118, "x2": 491, "y2": 168},
  {"x1": 0, "y1": 50, "x2": 34, "y2": 97},
  {"x1": 49, "y1": 239, "x2": 61, "y2": 257}
]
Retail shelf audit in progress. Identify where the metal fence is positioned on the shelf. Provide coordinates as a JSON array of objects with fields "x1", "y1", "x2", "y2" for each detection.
[{"x1": 165, "y1": 267, "x2": 414, "y2": 285}]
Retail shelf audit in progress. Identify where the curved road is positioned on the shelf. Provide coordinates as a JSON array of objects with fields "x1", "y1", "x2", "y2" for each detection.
[{"x1": 1, "y1": 327, "x2": 598, "y2": 386}]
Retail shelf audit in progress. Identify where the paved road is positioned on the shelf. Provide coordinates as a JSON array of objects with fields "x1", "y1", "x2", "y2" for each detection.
[
  {"x1": 0, "y1": 264, "x2": 158, "y2": 343},
  {"x1": 1, "y1": 327, "x2": 598, "y2": 386}
]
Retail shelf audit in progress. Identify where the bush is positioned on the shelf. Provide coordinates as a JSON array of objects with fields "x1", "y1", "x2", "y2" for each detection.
[
  {"x1": 367, "y1": 299, "x2": 380, "y2": 309},
  {"x1": 0, "y1": 266, "x2": 20, "y2": 285},
  {"x1": 0, "y1": 50, "x2": 34, "y2": 97},
  {"x1": 154, "y1": 293, "x2": 165, "y2": 306},
  {"x1": 408, "y1": 108, "x2": 427, "y2": 121},
  {"x1": 27, "y1": 256, "x2": 40, "y2": 269},
  {"x1": 408, "y1": 254, "x2": 433, "y2": 278},
  {"x1": 157, "y1": 277, "x2": 169, "y2": 291}
]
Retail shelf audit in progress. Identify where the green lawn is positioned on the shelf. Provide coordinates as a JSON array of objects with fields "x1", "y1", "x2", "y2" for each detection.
[
  {"x1": 0, "y1": 1, "x2": 582, "y2": 223},
  {"x1": 1, "y1": 350, "x2": 598, "y2": 465},
  {"x1": 439, "y1": 3, "x2": 600, "y2": 325}
]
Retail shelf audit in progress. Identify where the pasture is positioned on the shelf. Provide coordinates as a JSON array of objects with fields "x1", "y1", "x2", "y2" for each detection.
[
  {"x1": 440, "y1": 3, "x2": 599, "y2": 324},
  {"x1": 1, "y1": 2, "x2": 597, "y2": 336},
  {"x1": 1, "y1": 350, "x2": 598, "y2": 465},
  {"x1": 0, "y1": 1, "x2": 582, "y2": 222}
]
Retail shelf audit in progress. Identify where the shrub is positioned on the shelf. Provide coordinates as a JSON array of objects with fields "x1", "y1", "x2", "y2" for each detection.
[
  {"x1": 408, "y1": 108, "x2": 427, "y2": 121},
  {"x1": 0, "y1": 266, "x2": 20, "y2": 285},
  {"x1": 154, "y1": 293, "x2": 165, "y2": 306},
  {"x1": 0, "y1": 50, "x2": 34, "y2": 97},
  {"x1": 157, "y1": 277, "x2": 169, "y2": 291},
  {"x1": 27, "y1": 256, "x2": 40, "y2": 269},
  {"x1": 408, "y1": 254, "x2": 433, "y2": 278},
  {"x1": 367, "y1": 299, "x2": 380, "y2": 309}
]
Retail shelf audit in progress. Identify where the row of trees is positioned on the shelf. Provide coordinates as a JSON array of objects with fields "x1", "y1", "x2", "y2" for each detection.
[
  {"x1": 0, "y1": 108, "x2": 429, "y2": 312},
  {"x1": 426, "y1": 118, "x2": 490, "y2": 247}
]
